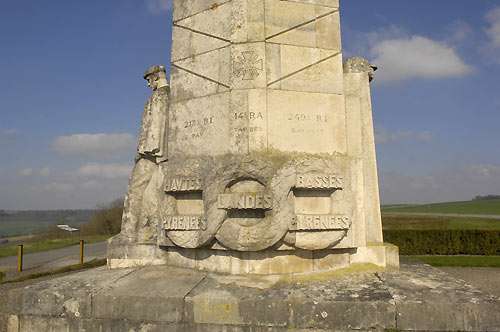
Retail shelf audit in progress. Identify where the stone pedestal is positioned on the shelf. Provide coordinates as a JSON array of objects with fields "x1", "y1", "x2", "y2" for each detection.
[
  {"x1": 2, "y1": 262, "x2": 499, "y2": 331},
  {"x1": 109, "y1": 0, "x2": 396, "y2": 273}
]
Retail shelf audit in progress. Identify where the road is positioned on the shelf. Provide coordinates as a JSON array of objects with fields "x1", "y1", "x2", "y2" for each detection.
[
  {"x1": 383, "y1": 212, "x2": 500, "y2": 220},
  {"x1": 0, "y1": 241, "x2": 107, "y2": 273}
]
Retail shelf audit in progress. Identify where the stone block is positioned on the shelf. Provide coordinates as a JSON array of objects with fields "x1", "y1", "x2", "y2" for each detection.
[
  {"x1": 267, "y1": 90, "x2": 346, "y2": 154},
  {"x1": 19, "y1": 316, "x2": 68, "y2": 332},
  {"x1": 312, "y1": 250, "x2": 351, "y2": 272},
  {"x1": 382, "y1": 263, "x2": 500, "y2": 331},
  {"x1": 8, "y1": 267, "x2": 133, "y2": 319},
  {"x1": 93, "y1": 266, "x2": 205, "y2": 323},
  {"x1": 3, "y1": 263, "x2": 500, "y2": 331},
  {"x1": 0, "y1": 314, "x2": 18, "y2": 332}
]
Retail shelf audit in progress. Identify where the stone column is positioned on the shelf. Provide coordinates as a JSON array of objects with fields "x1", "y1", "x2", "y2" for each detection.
[
  {"x1": 344, "y1": 57, "x2": 383, "y2": 243},
  {"x1": 168, "y1": 0, "x2": 345, "y2": 158}
]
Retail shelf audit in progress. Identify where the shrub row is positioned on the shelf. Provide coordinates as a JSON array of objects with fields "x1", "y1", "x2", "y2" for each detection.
[{"x1": 383, "y1": 230, "x2": 500, "y2": 255}]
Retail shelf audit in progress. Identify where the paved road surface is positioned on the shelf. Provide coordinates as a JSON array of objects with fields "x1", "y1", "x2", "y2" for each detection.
[
  {"x1": 383, "y1": 212, "x2": 500, "y2": 220},
  {"x1": 0, "y1": 242, "x2": 107, "y2": 272}
]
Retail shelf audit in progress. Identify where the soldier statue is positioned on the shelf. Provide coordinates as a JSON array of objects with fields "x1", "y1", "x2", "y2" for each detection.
[{"x1": 120, "y1": 65, "x2": 169, "y2": 243}]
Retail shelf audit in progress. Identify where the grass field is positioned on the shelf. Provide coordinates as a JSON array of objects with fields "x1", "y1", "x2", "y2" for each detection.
[
  {"x1": 382, "y1": 214, "x2": 500, "y2": 231},
  {"x1": 1, "y1": 258, "x2": 107, "y2": 284},
  {"x1": 382, "y1": 198, "x2": 500, "y2": 215},
  {"x1": 0, "y1": 210, "x2": 94, "y2": 237},
  {"x1": 409, "y1": 255, "x2": 500, "y2": 267},
  {"x1": 0, "y1": 235, "x2": 109, "y2": 258}
]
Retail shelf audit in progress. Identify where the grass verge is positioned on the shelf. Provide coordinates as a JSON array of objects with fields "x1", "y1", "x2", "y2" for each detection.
[
  {"x1": 382, "y1": 214, "x2": 500, "y2": 231},
  {"x1": 0, "y1": 259, "x2": 107, "y2": 284},
  {"x1": 382, "y1": 198, "x2": 500, "y2": 215},
  {"x1": 409, "y1": 255, "x2": 500, "y2": 268},
  {"x1": 0, "y1": 235, "x2": 110, "y2": 258}
]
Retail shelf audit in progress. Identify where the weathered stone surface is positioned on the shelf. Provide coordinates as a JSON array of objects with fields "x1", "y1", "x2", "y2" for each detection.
[
  {"x1": 2, "y1": 262, "x2": 498, "y2": 331},
  {"x1": 381, "y1": 262, "x2": 500, "y2": 331},
  {"x1": 110, "y1": 0, "x2": 394, "y2": 275},
  {"x1": 93, "y1": 266, "x2": 205, "y2": 323}
]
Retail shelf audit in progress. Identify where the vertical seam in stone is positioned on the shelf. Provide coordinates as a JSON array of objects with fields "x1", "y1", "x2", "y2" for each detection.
[
  {"x1": 264, "y1": 0, "x2": 269, "y2": 152},
  {"x1": 182, "y1": 275, "x2": 207, "y2": 323},
  {"x1": 375, "y1": 272, "x2": 399, "y2": 329},
  {"x1": 247, "y1": 90, "x2": 250, "y2": 154}
]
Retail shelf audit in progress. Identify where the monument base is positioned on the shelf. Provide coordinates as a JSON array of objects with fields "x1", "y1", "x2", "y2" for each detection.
[
  {"x1": 1, "y1": 261, "x2": 499, "y2": 332},
  {"x1": 107, "y1": 235, "x2": 400, "y2": 275}
]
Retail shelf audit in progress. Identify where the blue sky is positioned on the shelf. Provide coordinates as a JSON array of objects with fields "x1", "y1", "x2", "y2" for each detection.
[{"x1": 0, "y1": 0, "x2": 499, "y2": 210}]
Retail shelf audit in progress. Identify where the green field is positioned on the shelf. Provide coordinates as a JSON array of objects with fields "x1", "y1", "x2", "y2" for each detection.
[
  {"x1": 0, "y1": 210, "x2": 94, "y2": 237},
  {"x1": 382, "y1": 198, "x2": 500, "y2": 215},
  {"x1": 382, "y1": 215, "x2": 500, "y2": 231},
  {"x1": 0, "y1": 235, "x2": 109, "y2": 258},
  {"x1": 409, "y1": 255, "x2": 500, "y2": 267}
]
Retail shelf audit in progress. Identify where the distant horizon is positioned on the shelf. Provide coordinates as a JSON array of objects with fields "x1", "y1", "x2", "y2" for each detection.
[
  {"x1": 1, "y1": 0, "x2": 500, "y2": 209},
  {"x1": 2, "y1": 196, "x2": 500, "y2": 212}
]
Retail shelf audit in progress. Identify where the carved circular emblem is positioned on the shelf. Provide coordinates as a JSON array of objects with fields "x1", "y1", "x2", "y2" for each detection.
[{"x1": 214, "y1": 158, "x2": 294, "y2": 251}]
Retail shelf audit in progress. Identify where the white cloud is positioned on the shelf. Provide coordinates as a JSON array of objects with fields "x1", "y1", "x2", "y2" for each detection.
[
  {"x1": 52, "y1": 133, "x2": 135, "y2": 158},
  {"x1": 80, "y1": 180, "x2": 103, "y2": 190},
  {"x1": 445, "y1": 20, "x2": 473, "y2": 44},
  {"x1": 43, "y1": 182, "x2": 75, "y2": 193},
  {"x1": 467, "y1": 164, "x2": 500, "y2": 178},
  {"x1": 39, "y1": 167, "x2": 51, "y2": 177},
  {"x1": 1, "y1": 129, "x2": 18, "y2": 136},
  {"x1": 0, "y1": 129, "x2": 18, "y2": 144},
  {"x1": 18, "y1": 168, "x2": 34, "y2": 177},
  {"x1": 370, "y1": 35, "x2": 472, "y2": 82},
  {"x1": 376, "y1": 128, "x2": 433, "y2": 144},
  {"x1": 486, "y1": 7, "x2": 500, "y2": 48},
  {"x1": 76, "y1": 163, "x2": 132, "y2": 179},
  {"x1": 146, "y1": 0, "x2": 172, "y2": 14}
]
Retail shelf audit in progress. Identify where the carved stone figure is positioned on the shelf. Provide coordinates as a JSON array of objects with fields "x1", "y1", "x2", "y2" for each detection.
[{"x1": 119, "y1": 65, "x2": 169, "y2": 244}]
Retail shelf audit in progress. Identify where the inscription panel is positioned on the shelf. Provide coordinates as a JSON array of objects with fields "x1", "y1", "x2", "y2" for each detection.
[
  {"x1": 170, "y1": 93, "x2": 230, "y2": 156},
  {"x1": 267, "y1": 90, "x2": 346, "y2": 154},
  {"x1": 164, "y1": 215, "x2": 207, "y2": 231},
  {"x1": 296, "y1": 174, "x2": 344, "y2": 190},
  {"x1": 293, "y1": 214, "x2": 350, "y2": 231},
  {"x1": 218, "y1": 193, "x2": 273, "y2": 210},
  {"x1": 165, "y1": 177, "x2": 202, "y2": 193}
]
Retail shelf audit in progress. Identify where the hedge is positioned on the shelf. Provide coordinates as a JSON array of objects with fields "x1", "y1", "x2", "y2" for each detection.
[{"x1": 383, "y1": 230, "x2": 500, "y2": 255}]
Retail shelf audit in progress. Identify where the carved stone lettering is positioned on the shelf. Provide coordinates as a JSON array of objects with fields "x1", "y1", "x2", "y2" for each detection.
[
  {"x1": 165, "y1": 177, "x2": 202, "y2": 193},
  {"x1": 164, "y1": 215, "x2": 207, "y2": 231},
  {"x1": 218, "y1": 193, "x2": 273, "y2": 210},
  {"x1": 295, "y1": 174, "x2": 344, "y2": 189},
  {"x1": 293, "y1": 215, "x2": 351, "y2": 231}
]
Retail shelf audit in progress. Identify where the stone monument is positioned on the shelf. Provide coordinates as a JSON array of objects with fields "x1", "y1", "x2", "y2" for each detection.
[
  {"x1": 108, "y1": 0, "x2": 399, "y2": 274},
  {"x1": 3, "y1": 2, "x2": 500, "y2": 331}
]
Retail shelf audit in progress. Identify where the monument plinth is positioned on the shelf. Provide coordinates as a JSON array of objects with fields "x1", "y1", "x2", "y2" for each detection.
[{"x1": 108, "y1": 0, "x2": 399, "y2": 274}]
